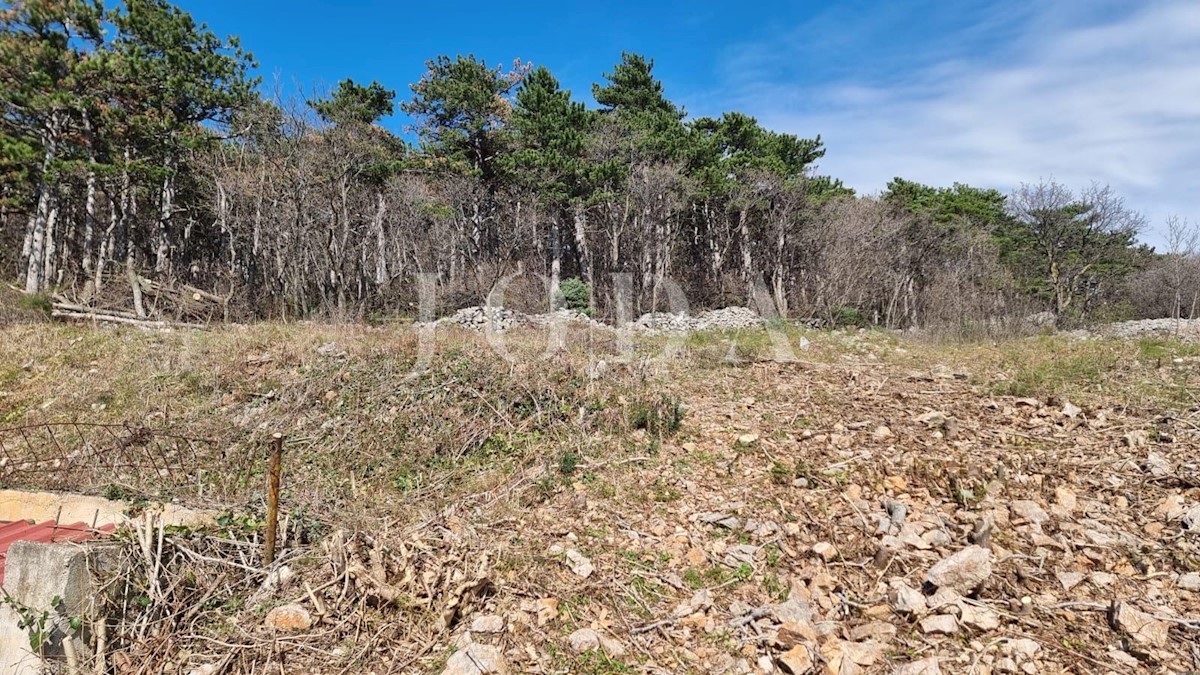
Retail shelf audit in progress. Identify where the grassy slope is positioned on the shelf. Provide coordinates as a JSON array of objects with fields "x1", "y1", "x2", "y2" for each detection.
[{"x1": 1, "y1": 317, "x2": 1198, "y2": 671}]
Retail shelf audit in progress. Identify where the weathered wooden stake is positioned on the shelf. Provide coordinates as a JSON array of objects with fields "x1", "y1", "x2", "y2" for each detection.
[{"x1": 264, "y1": 432, "x2": 283, "y2": 565}]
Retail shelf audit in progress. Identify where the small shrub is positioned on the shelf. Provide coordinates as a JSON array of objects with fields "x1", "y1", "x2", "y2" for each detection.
[
  {"x1": 557, "y1": 277, "x2": 591, "y2": 315},
  {"x1": 831, "y1": 306, "x2": 867, "y2": 328},
  {"x1": 558, "y1": 450, "x2": 580, "y2": 476},
  {"x1": 629, "y1": 394, "x2": 684, "y2": 436},
  {"x1": 16, "y1": 293, "x2": 53, "y2": 315}
]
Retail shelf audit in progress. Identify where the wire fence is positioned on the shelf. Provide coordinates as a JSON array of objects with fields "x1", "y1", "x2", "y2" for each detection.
[{"x1": 0, "y1": 421, "x2": 252, "y2": 505}]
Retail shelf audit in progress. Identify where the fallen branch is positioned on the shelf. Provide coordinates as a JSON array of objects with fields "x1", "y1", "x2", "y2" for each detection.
[{"x1": 51, "y1": 309, "x2": 203, "y2": 330}]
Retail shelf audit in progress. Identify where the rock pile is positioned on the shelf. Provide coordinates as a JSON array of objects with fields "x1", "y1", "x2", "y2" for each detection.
[
  {"x1": 432, "y1": 305, "x2": 525, "y2": 332},
  {"x1": 430, "y1": 305, "x2": 768, "y2": 334},
  {"x1": 1073, "y1": 317, "x2": 1200, "y2": 342},
  {"x1": 632, "y1": 306, "x2": 765, "y2": 333}
]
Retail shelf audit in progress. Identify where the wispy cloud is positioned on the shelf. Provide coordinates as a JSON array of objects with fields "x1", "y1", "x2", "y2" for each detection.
[{"x1": 716, "y1": 1, "x2": 1200, "y2": 246}]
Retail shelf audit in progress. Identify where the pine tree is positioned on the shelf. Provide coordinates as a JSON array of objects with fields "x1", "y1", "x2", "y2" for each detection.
[{"x1": 0, "y1": 0, "x2": 106, "y2": 293}]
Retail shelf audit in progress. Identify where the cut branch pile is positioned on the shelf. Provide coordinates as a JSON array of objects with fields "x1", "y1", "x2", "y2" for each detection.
[{"x1": 49, "y1": 273, "x2": 229, "y2": 329}]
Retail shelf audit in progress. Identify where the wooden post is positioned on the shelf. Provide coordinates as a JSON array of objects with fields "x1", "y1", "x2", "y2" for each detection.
[{"x1": 264, "y1": 432, "x2": 283, "y2": 565}]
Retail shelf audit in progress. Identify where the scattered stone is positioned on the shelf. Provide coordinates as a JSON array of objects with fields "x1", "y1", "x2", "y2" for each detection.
[
  {"x1": 263, "y1": 604, "x2": 312, "y2": 631},
  {"x1": 959, "y1": 603, "x2": 1001, "y2": 631},
  {"x1": 1178, "y1": 572, "x2": 1200, "y2": 591},
  {"x1": 926, "y1": 546, "x2": 992, "y2": 593},
  {"x1": 568, "y1": 628, "x2": 600, "y2": 652},
  {"x1": 1002, "y1": 638, "x2": 1041, "y2": 659},
  {"x1": 927, "y1": 587, "x2": 963, "y2": 614},
  {"x1": 737, "y1": 433, "x2": 759, "y2": 445},
  {"x1": 849, "y1": 621, "x2": 896, "y2": 642},
  {"x1": 599, "y1": 636, "x2": 626, "y2": 658},
  {"x1": 1106, "y1": 649, "x2": 1142, "y2": 668},
  {"x1": 697, "y1": 511, "x2": 741, "y2": 529},
  {"x1": 723, "y1": 543, "x2": 760, "y2": 567},
  {"x1": 1055, "y1": 571, "x2": 1084, "y2": 591},
  {"x1": 1183, "y1": 504, "x2": 1200, "y2": 531},
  {"x1": 777, "y1": 644, "x2": 814, "y2": 674},
  {"x1": 1153, "y1": 494, "x2": 1187, "y2": 521},
  {"x1": 1060, "y1": 400, "x2": 1082, "y2": 418},
  {"x1": 1109, "y1": 601, "x2": 1170, "y2": 648},
  {"x1": 919, "y1": 614, "x2": 958, "y2": 635},
  {"x1": 772, "y1": 594, "x2": 814, "y2": 625},
  {"x1": 894, "y1": 657, "x2": 942, "y2": 675},
  {"x1": 470, "y1": 615, "x2": 504, "y2": 633},
  {"x1": 775, "y1": 620, "x2": 819, "y2": 649},
  {"x1": 564, "y1": 548, "x2": 594, "y2": 578},
  {"x1": 834, "y1": 640, "x2": 886, "y2": 669},
  {"x1": 890, "y1": 581, "x2": 927, "y2": 615},
  {"x1": 915, "y1": 411, "x2": 947, "y2": 427},
  {"x1": 442, "y1": 643, "x2": 508, "y2": 675},
  {"x1": 1052, "y1": 486, "x2": 1077, "y2": 516},
  {"x1": 1010, "y1": 500, "x2": 1049, "y2": 526},
  {"x1": 1145, "y1": 450, "x2": 1172, "y2": 476},
  {"x1": 811, "y1": 542, "x2": 837, "y2": 561}
]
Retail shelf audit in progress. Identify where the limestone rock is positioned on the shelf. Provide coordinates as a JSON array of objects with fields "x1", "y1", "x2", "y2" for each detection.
[
  {"x1": 811, "y1": 542, "x2": 837, "y2": 561},
  {"x1": 1109, "y1": 602, "x2": 1169, "y2": 648},
  {"x1": 959, "y1": 603, "x2": 1001, "y2": 631},
  {"x1": 1055, "y1": 571, "x2": 1084, "y2": 591},
  {"x1": 775, "y1": 620, "x2": 818, "y2": 649},
  {"x1": 1010, "y1": 500, "x2": 1049, "y2": 526},
  {"x1": 470, "y1": 615, "x2": 504, "y2": 633},
  {"x1": 890, "y1": 580, "x2": 927, "y2": 615},
  {"x1": 895, "y1": 658, "x2": 942, "y2": 675},
  {"x1": 599, "y1": 635, "x2": 626, "y2": 658},
  {"x1": 568, "y1": 627, "x2": 600, "y2": 652},
  {"x1": 777, "y1": 644, "x2": 814, "y2": 674},
  {"x1": 926, "y1": 546, "x2": 992, "y2": 592},
  {"x1": 263, "y1": 604, "x2": 312, "y2": 632},
  {"x1": 441, "y1": 643, "x2": 508, "y2": 675},
  {"x1": 564, "y1": 548, "x2": 594, "y2": 578},
  {"x1": 919, "y1": 614, "x2": 958, "y2": 635}
]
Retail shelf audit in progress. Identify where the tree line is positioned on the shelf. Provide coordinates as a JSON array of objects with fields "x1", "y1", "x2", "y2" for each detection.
[{"x1": 2, "y1": 0, "x2": 1196, "y2": 328}]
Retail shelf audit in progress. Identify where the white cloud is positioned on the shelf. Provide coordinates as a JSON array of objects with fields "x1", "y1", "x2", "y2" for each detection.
[{"x1": 718, "y1": 1, "x2": 1200, "y2": 247}]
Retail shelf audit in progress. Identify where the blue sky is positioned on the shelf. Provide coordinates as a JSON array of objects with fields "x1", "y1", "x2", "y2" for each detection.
[{"x1": 186, "y1": 0, "x2": 1200, "y2": 246}]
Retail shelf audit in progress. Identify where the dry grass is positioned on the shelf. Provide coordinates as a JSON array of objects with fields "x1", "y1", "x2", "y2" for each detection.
[{"x1": 1, "y1": 317, "x2": 1198, "y2": 672}]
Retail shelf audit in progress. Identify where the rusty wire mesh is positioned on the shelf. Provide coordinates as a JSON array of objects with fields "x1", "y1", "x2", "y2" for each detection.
[{"x1": 0, "y1": 422, "x2": 250, "y2": 505}]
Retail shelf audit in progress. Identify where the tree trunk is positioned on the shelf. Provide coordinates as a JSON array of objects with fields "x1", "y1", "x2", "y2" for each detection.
[
  {"x1": 83, "y1": 169, "x2": 97, "y2": 275},
  {"x1": 155, "y1": 161, "x2": 176, "y2": 274},
  {"x1": 24, "y1": 122, "x2": 59, "y2": 294},
  {"x1": 41, "y1": 197, "x2": 60, "y2": 289},
  {"x1": 550, "y1": 217, "x2": 562, "y2": 307},
  {"x1": 24, "y1": 187, "x2": 50, "y2": 293},
  {"x1": 738, "y1": 208, "x2": 753, "y2": 303},
  {"x1": 374, "y1": 191, "x2": 388, "y2": 286},
  {"x1": 572, "y1": 204, "x2": 593, "y2": 303}
]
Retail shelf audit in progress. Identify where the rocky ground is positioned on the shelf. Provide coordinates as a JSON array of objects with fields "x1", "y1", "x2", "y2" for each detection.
[
  {"x1": 424, "y1": 348, "x2": 1200, "y2": 675},
  {"x1": 1, "y1": 320, "x2": 1197, "y2": 673}
]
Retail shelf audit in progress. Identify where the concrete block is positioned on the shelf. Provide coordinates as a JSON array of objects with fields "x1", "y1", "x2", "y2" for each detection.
[{"x1": 0, "y1": 541, "x2": 95, "y2": 675}]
